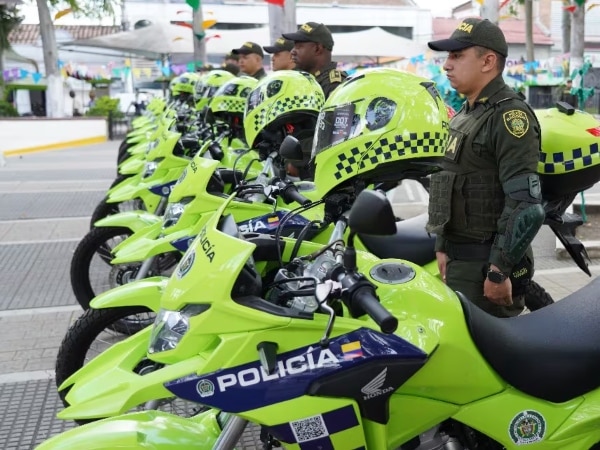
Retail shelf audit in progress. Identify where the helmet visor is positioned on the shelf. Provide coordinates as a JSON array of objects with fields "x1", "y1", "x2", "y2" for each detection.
[
  {"x1": 217, "y1": 83, "x2": 239, "y2": 96},
  {"x1": 312, "y1": 103, "x2": 357, "y2": 158},
  {"x1": 203, "y1": 86, "x2": 220, "y2": 98}
]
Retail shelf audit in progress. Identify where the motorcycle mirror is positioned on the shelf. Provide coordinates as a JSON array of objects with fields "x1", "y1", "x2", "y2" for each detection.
[
  {"x1": 348, "y1": 189, "x2": 397, "y2": 236},
  {"x1": 279, "y1": 135, "x2": 304, "y2": 160}
]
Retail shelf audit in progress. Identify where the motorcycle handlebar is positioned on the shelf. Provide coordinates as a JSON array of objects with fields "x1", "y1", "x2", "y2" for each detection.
[
  {"x1": 207, "y1": 141, "x2": 224, "y2": 161},
  {"x1": 279, "y1": 182, "x2": 311, "y2": 206},
  {"x1": 353, "y1": 286, "x2": 398, "y2": 334}
]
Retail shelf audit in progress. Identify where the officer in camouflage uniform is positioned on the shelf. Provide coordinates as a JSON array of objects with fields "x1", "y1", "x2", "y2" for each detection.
[
  {"x1": 426, "y1": 18, "x2": 544, "y2": 317},
  {"x1": 283, "y1": 22, "x2": 347, "y2": 99}
]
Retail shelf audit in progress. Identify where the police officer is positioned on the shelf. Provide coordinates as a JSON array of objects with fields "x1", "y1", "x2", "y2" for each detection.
[
  {"x1": 426, "y1": 18, "x2": 544, "y2": 317},
  {"x1": 231, "y1": 42, "x2": 267, "y2": 80},
  {"x1": 221, "y1": 51, "x2": 240, "y2": 76},
  {"x1": 263, "y1": 37, "x2": 296, "y2": 71},
  {"x1": 282, "y1": 22, "x2": 347, "y2": 98}
]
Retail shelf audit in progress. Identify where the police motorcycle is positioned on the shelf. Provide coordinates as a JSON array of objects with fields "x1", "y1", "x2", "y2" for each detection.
[
  {"x1": 115, "y1": 96, "x2": 168, "y2": 167},
  {"x1": 55, "y1": 69, "x2": 600, "y2": 419},
  {"x1": 115, "y1": 73, "x2": 207, "y2": 167},
  {"x1": 61, "y1": 69, "x2": 440, "y2": 332},
  {"x1": 53, "y1": 68, "x2": 450, "y2": 424},
  {"x1": 71, "y1": 74, "x2": 263, "y2": 314},
  {"x1": 96, "y1": 74, "x2": 216, "y2": 227},
  {"x1": 96, "y1": 70, "x2": 240, "y2": 226},
  {"x1": 80, "y1": 111, "x2": 215, "y2": 287},
  {"x1": 115, "y1": 74, "x2": 203, "y2": 179},
  {"x1": 41, "y1": 185, "x2": 600, "y2": 447},
  {"x1": 61, "y1": 70, "x2": 329, "y2": 347}
]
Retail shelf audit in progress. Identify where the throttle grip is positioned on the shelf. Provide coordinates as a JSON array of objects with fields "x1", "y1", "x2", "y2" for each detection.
[{"x1": 354, "y1": 287, "x2": 398, "y2": 334}]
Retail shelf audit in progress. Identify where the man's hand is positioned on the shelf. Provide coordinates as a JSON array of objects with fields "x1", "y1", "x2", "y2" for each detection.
[
  {"x1": 436, "y1": 251, "x2": 448, "y2": 283},
  {"x1": 484, "y1": 264, "x2": 513, "y2": 306}
]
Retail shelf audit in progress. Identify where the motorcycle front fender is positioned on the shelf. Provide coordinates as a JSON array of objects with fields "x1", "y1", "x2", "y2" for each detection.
[
  {"x1": 58, "y1": 330, "x2": 206, "y2": 420},
  {"x1": 111, "y1": 221, "x2": 164, "y2": 261},
  {"x1": 107, "y1": 184, "x2": 163, "y2": 213},
  {"x1": 126, "y1": 130, "x2": 148, "y2": 143},
  {"x1": 118, "y1": 156, "x2": 145, "y2": 175},
  {"x1": 112, "y1": 223, "x2": 191, "y2": 264},
  {"x1": 94, "y1": 211, "x2": 161, "y2": 233},
  {"x1": 38, "y1": 410, "x2": 221, "y2": 450},
  {"x1": 89, "y1": 276, "x2": 168, "y2": 311},
  {"x1": 107, "y1": 173, "x2": 142, "y2": 198}
]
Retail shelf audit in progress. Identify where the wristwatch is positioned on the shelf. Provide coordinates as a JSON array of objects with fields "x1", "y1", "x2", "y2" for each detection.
[{"x1": 487, "y1": 269, "x2": 508, "y2": 284}]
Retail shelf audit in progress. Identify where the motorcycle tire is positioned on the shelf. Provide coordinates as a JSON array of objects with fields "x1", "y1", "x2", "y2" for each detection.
[
  {"x1": 116, "y1": 139, "x2": 131, "y2": 166},
  {"x1": 70, "y1": 226, "x2": 135, "y2": 310},
  {"x1": 89, "y1": 197, "x2": 119, "y2": 228},
  {"x1": 89, "y1": 175, "x2": 132, "y2": 227},
  {"x1": 523, "y1": 280, "x2": 555, "y2": 311},
  {"x1": 56, "y1": 307, "x2": 202, "y2": 425}
]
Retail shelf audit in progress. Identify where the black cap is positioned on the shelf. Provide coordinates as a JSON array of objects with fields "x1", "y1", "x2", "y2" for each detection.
[
  {"x1": 224, "y1": 51, "x2": 239, "y2": 62},
  {"x1": 263, "y1": 37, "x2": 294, "y2": 54},
  {"x1": 231, "y1": 41, "x2": 264, "y2": 58},
  {"x1": 427, "y1": 18, "x2": 508, "y2": 57},
  {"x1": 282, "y1": 22, "x2": 334, "y2": 51}
]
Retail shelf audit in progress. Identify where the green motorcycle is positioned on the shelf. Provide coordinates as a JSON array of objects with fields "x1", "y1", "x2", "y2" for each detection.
[
  {"x1": 41, "y1": 188, "x2": 600, "y2": 449},
  {"x1": 70, "y1": 76, "x2": 265, "y2": 311},
  {"x1": 52, "y1": 68, "x2": 600, "y2": 438}
]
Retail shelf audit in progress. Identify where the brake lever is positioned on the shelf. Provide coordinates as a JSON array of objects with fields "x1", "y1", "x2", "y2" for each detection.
[
  {"x1": 317, "y1": 280, "x2": 341, "y2": 348},
  {"x1": 319, "y1": 301, "x2": 335, "y2": 349}
]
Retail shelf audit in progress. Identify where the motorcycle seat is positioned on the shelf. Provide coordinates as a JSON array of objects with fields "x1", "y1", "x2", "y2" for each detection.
[
  {"x1": 358, "y1": 213, "x2": 435, "y2": 265},
  {"x1": 457, "y1": 276, "x2": 600, "y2": 403}
]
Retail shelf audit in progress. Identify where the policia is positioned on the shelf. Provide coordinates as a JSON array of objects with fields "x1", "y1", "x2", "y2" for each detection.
[
  {"x1": 426, "y1": 18, "x2": 544, "y2": 317},
  {"x1": 283, "y1": 22, "x2": 347, "y2": 99}
]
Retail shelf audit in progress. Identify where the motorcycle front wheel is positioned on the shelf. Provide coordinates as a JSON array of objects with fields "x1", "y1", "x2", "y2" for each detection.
[
  {"x1": 70, "y1": 226, "x2": 179, "y2": 334},
  {"x1": 116, "y1": 139, "x2": 131, "y2": 166},
  {"x1": 89, "y1": 191, "x2": 139, "y2": 228},
  {"x1": 70, "y1": 226, "x2": 135, "y2": 310}
]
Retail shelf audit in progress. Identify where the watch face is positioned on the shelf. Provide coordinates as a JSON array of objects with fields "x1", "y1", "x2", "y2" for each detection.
[{"x1": 488, "y1": 270, "x2": 505, "y2": 283}]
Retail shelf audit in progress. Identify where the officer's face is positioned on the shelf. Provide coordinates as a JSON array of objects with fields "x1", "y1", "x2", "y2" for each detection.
[
  {"x1": 443, "y1": 47, "x2": 495, "y2": 98},
  {"x1": 291, "y1": 41, "x2": 318, "y2": 73},
  {"x1": 239, "y1": 53, "x2": 263, "y2": 75},
  {"x1": 271, "y1": 51, "x2": 295, "y2": 71}
]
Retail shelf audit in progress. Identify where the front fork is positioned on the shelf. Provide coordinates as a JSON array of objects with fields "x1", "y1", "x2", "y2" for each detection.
[
  {"x1": 122, "y1": 196, "x2": 167, "y2": 281},
  {"x1": 214, "y1": 414, "x2": 249, "y2": 450},
  {"x1": 135, "y1": 255, "x2": 157, "y2": 281}
]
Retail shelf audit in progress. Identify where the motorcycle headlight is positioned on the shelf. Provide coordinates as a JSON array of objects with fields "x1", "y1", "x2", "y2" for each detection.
[
  {"x1": 162, "y1": 196, "x2": 194, "y2": 229},
  {"x1": 148, "y1": 304, "x2": 210, "y2": 354},
  {"x1": 143, "y1": 160, "x2": 160, "y2": 178},
  {"x1": 145, "y1": 139, "x2": 159, "y2": 154}
]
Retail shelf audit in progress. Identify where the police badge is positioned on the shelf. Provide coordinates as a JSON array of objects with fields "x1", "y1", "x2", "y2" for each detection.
[{"x1": 503, "y1": 109, "x2": 529, "y2": 138}]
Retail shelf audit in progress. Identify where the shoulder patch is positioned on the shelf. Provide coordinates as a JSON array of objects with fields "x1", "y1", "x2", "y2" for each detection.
[
  {"x1": 329, "y1": 70, "x2": 342, "y2": 83},
  {"x1": 502, "y1": 109, "x2": 529, "y2": 138}
]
